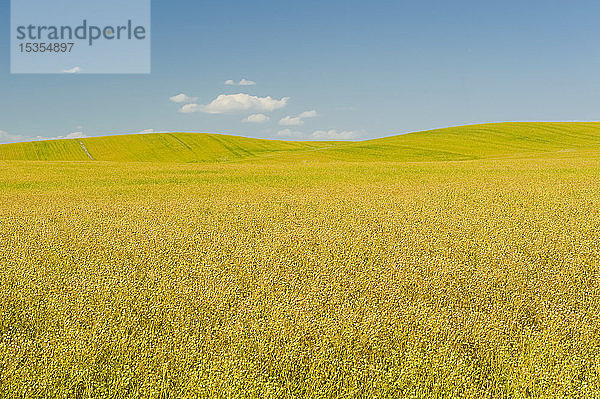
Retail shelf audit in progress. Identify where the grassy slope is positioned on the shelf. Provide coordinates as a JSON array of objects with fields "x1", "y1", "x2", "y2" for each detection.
[
  {"x1": 296, "y1": 122, "x2": 600, "y2": 162},
  {"x1": 1, "y1": 122, "x2": 600, "y2": 162},
  {"x1": 0, "y1": 133, "x2": 339, "y2": 162}
]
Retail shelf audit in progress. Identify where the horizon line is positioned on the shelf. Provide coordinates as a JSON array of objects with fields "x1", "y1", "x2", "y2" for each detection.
[{"x1": 2, "y1": 120, "x2": 600, "y2": 146}]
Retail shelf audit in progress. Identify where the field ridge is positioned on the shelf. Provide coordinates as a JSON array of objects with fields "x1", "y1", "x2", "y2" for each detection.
[{"x1": 1, "y1": 122, "x2": 600, "y2": 163}]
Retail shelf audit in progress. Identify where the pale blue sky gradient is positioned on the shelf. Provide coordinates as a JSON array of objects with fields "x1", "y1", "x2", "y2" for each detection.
[{"x1": 1, "y1": 0, "x2": 600, "y2": 142}]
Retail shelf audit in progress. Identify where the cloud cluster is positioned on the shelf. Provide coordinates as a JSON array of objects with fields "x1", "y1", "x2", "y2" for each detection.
[
  {"x1": 0, "y1": 129, "x2": 93, "y2": 144},
  {"x1": 51, "y1": 131, "x2": 87, "y2": 140},
  {"x1": 167, "y1": 79, "x2": 363, "y2": 140},
  {"x1": 312, "y1": 129, "x2": 357, "y2": 140},
  {"x1": 277, "y1": 129, "x2": 359, "y2": 141},
  {"x1": 276, "y1": 129, "x2": 307, "y2": 140},
  {"x1": 0, "y1": 130, "x2": 29, "y2": 144},
  {"x1": 170, "y1": 93, "x2": 198, "y2": 104},
  {"x1": 242, "y1": 114, "x2": 270, "y2": 123},
  {"x1": 279, "y1": 110, "x2": 318, "y2": 126},
  {"x1": 225, "y1": 79, "x2": 256, "y2": 86},
  {"x1": 180, "y1": 93, "x2": 289, "y2": 114},
  {"x1": 65, "y1": 131, "x2": 86, "y2": 139}
]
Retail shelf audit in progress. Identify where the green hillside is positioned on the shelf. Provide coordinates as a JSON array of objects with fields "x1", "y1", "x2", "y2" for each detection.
[
  {"x1": 301, "y1": 122, "x2": 600, "y2": 162},
  {"x1": 1, "y1": 122, "x2": 600, "y2": 162},
  {"x1": 0, "y1": 133, "x2": 338, "y2": 162}
]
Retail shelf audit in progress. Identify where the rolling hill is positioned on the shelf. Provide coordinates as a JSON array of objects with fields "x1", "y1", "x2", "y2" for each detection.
[{"x1": 1, "y1": 122, "x2": 600, "y2": 162}]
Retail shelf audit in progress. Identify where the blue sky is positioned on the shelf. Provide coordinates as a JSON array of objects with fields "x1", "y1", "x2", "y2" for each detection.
[{"x1": 1, "y1": 0, "x2": 600, "y2": 143}]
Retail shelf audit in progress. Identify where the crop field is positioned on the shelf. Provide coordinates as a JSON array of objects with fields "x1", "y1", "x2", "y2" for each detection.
[{"x1": 1, "y1": 123, "x2": 600, "y2": 397}]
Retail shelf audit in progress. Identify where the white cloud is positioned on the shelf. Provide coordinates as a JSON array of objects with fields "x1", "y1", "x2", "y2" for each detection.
[
  {"x1": 139, "y1": 129, "x2": 154, "y2": 134},
  {"x1": 275, "y1": 128, "x2": 360, "y2": 141},
  {"x1": 279, "y1": 110, "x2": 318, "y2": 126},
  {"x1": 51, "y1": 131, "x2": 87, "y2": 140},
  {"x1": 170, "y1": 93, "x2": 198, "y2": 103},
  {"x1": 0, "y1": 129, "x2": 93, "y2": 144},
  {"x1": 225, "y1": 79, "x2": 257, "y2": 86},
  {"x1": 279, "y1": 116, "x2": 303, "y2": 126},
  {"x1": 299, "y1": 110, "x2": 318, "y2": 118},
  {"x1": 62, "y1": 66, "x2": 81, "y2": 73},
  {"x1": 311, "y1": 129, "x2": 357, "y2": 140},
  {"x1": 243, "y1": 113, "x2": 270, "y2": 123},
  {"x1": 181, "y1": 93, "x2": 289, "y2": 114},
  {"x1": 0, "y1": 130, "x2": 31, "y2": 144},
  {"x1": 276, "y1": 129, "x2": 307, "y2": 140},
  {"x1": 239, "y1": 79, "x2": 256, "y2": 86},
  {"x1": 179, "y1": 104, "x2": 203, "y2": 113}
]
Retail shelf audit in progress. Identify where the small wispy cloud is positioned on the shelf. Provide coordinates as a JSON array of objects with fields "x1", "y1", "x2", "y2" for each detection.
[
  {"x1": 279, "y1": 110, "x2": 318, "y2": 126},
  {"x1": 276, "y1": 128, "x2": 360, "y2": 141},
  {"x1": 170, "y1": 93, "x2": 198, "y2": 103},
  {"x1": 62, "y1": 66, "x2": 81, "y2": 73},
  {"x1": 276, "y1": 129, "x2": 307, "y2": 140},
  {"x1": 279, "y1": 116, "x2": 302, "y2": 126},
  {"x1": 225, "y1": 79, "x2": 257, "y2": 86},
  {"x1": 0, "y1": 130, "x2": 32, "y2": 144},
  {"x1": 242, "y1": 113, "x2": 270, "y2": 123},
  {"x1": 179, "y1": 104, "x2": 202, "y2": 113},
  {"x1": 0, "y1": 129, "x2": 93, "y2": 144},
  {"x1": 139, "y1": 129, "x2": 154, "y2": 134},
  {"x1": 52, "y1": 131, "x2": 87, "y2": 140},
  {"x1": 311, "y1": 129, "x2": 358, "y2": 140}
]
